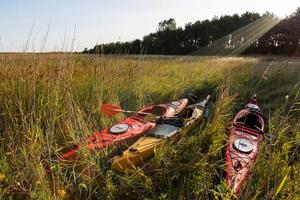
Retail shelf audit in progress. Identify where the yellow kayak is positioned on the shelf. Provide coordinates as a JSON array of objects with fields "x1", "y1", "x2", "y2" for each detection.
[{"x1": 112, "y1": 95, "x2": 210, "y2": 172}]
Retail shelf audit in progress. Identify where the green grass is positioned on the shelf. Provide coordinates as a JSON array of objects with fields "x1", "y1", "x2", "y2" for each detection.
[{"x1": 0, "y1": 54, "x2": 299, "y2": 199}]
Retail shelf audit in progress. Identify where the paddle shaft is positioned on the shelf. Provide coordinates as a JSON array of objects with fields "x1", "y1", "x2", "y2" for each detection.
[{"x1": 122, "y1": 110, "x2": 156, "y2": 116}]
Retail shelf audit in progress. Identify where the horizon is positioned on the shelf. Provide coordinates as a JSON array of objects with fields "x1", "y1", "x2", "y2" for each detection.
[{"x1": 0, "y1": 0, "x2": 299, "y2": 52}]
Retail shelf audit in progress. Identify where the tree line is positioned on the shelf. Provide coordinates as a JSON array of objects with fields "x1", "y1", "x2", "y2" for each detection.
[{"x1": 83, "y1": 8, "x2": 300, "y2": 56}]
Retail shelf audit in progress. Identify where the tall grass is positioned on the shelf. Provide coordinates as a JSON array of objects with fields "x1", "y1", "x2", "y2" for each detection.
[{"x1": 0, "y1": 54, "x2": 299, "y2": 199}]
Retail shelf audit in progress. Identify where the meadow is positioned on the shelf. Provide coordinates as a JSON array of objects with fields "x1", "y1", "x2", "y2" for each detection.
[{"x1": 0, "y1": 54, "x2": 299, "y2": 199}]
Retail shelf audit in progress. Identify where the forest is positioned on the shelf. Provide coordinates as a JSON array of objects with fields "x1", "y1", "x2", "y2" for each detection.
[{"x1": 83, "y1": 8, "x2": 300, "y2": 55}]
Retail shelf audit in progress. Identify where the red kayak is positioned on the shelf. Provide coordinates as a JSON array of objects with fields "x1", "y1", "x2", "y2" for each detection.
[
  {"x1": 61, "y1": 98, "x2": 190, "y2": 160},
  {"x1": 225, "y1": 96, "x2": 266, "y2": 193}
]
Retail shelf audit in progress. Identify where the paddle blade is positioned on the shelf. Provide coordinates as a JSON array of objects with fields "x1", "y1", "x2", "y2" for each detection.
[{"x1": 100, "y1": 104, "x2": 123, "y2": 116}]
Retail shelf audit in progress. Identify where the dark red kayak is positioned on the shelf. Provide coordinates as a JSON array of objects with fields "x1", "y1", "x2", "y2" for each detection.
[
  {"x1": 60, "y1": 98, "x2": 190, "y2": 160},
  {"x1": 225, "y1": 96, "x2": 266, "y2": 193}
]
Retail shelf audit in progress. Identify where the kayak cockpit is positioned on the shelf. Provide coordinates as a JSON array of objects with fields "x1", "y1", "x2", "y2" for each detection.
[
  {"x1": 179, "y1": 107, "x2": 195, "y2": 118},
  {"x1": 235, "y1": 112, "x2": 264, "y2": 132},
  {"x1": 236, "y1": 113, "x2": 262, "y2": 128},
  {"x1": 138, "y1": 106, "x2": 168, "y2": 117}
]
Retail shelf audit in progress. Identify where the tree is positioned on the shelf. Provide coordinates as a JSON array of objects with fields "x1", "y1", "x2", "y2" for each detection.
[
  {"x1": 158, "y1": 18, "x2": 177, "y2": 32},
  {"x1": 83, "y1": 47, "x2": 88, "y2": 53},
  {"x1": 293, "y1": 7, "x2": 300, "y2": 16}
]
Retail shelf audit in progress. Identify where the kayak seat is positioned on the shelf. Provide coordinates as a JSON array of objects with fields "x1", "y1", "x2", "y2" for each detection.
[
  {"x1": 138, "y1": 106, "x2": 167, "y2": 117},
  {"x1": 179, "y1": 107, "x2": 195, "y2": 118},
  {"x1": 157, "y1": 106, "x2": 197, "y2": 127},
  {"x1": 235, "y1": 113, "x2": 263, "y2": 131},
  {"x1": 157, "y1": 117, "x2": 184, "y2": 127}
]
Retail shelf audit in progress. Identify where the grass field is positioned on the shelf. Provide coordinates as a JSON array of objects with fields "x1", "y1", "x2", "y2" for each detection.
[{"x1": 0, "y1": 54, "x2": 299, "y2": 199}]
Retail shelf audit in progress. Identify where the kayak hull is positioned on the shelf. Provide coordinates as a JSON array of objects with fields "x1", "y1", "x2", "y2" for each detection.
[
  {"x1": 112, "y1": 98, "x2": 208, "y2": 172},
  {"x1": 60, "y1": 99, "x2": 189, "y2": 160},
  {"x1": 112, "y1": 136, "x2": 162, "y2": 172},
  {"x1": 225, "y1": 100, "x2": 265, "y2": 193}
]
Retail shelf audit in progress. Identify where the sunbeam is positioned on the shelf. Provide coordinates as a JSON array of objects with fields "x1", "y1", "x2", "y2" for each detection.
[{"x1": 191, "y1": 16, "x2": 281, "y2": 56}]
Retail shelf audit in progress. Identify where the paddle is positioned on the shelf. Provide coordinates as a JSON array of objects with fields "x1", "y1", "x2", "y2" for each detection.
[
  {"x1": 100, "y1": 104, "x2": 127, "y2": 116},
  {"x1": 100, "y1": 104, "x2": 160, "y2": 121}
]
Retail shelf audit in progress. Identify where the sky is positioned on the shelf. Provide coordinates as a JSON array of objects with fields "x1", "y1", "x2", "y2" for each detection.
[{"x1": 0, "y1": 0, "x2": 299, "y2": 52}]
